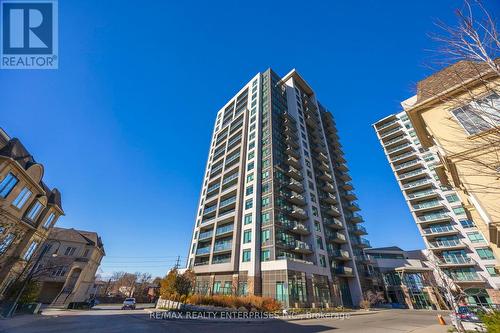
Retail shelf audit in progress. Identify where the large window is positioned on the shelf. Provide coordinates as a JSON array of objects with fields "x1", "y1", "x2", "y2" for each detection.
[
  {"x1": 0, "y1": 233, "x2": 15, "y2": 253},
  {"x1": 43, "y1": 213, "x2": 56, "y2": 228},
  {"x1": 451, "y1": 93, "x2": 500, "y2": 135},
  {"x1": 467, "y1": 231, "x2": 485, "y2": 243},
  {"x1": 261, "y1": 229, "x2": 270, "y2": 242},
  {"x1": 243, "y1": 230, "x2": 252, "y2": 243},
  {"x1": 23, "y1": 241, "x2": 38, "y2": 260},
  {"x1": 26, "y1": 201, "x2": 43, "y2": 221},
  {"x1": 242, "y1": 249, "x2": 251, "y2": 262},
  {"x1": 0, "y1": 172, "x2": 18, "y2": 198},
  {"x1": 12, "y1": 187, "x2": 32, "y2": 209},
  {"x1": 261, "y1": 249, "x2": 270, "y2": 261},
  {"x1": 476, "y1": 247, "x2": 495, "y2": 260}
]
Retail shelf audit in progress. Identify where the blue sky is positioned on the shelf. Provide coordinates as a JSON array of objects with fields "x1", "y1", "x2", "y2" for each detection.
[{"x1": 2, "y1": 0, "x2": 498, "y2": 278}]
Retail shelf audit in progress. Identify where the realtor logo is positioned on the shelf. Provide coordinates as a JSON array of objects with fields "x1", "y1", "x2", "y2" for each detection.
[{"x1": 1, "y1": 0, "x2": 58, "y2": 69}]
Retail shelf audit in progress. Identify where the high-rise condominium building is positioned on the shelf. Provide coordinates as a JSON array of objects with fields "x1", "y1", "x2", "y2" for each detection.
[
  {"x1": 186, "y1": 69, "x2": 372, "y2": 308},
  {"x1": 374, "y1": 111, "x2": 500, "y2": 306}
]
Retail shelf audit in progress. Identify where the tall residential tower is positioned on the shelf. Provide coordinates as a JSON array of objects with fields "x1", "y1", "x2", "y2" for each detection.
[
  {"x1": 186, "y1": 69, "x2": 372, "y2": 308},
  {"x1": 374, "y1": 111, "x2": 500, "y2": 306}
]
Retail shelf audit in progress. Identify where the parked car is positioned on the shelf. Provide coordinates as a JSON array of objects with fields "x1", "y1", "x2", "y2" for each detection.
[
  {"x1": 122, "y1": 298, "x2": 136, "y2": 310},
  {"x1": 455, "y1": 306, "x2": 481, "y2": 323}
]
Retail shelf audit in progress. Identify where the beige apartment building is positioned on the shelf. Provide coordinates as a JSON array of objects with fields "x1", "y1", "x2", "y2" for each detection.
[
  {"x1": 186, "y1": 69, "x2": 374, "y2": 308},
  {"x1": 402, "y1": 60, "x2": 500, "y2": 302},
  {"x1": 0, "y1": 129, "x2": 64, "y2": 300},
  {"x1": 36, "y1": 227, "x2": 105, "y2": 307}
]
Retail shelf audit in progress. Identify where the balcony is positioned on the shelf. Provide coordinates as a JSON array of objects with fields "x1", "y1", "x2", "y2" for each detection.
[
  {"x1": 312, "y1": 143, "x2": 327, "y2": 154},
  {"x1": 324, "y1": 218, "x2": 343, "y2": 229},
  {"x1": 398, "y1": 169, "x2": 427, "y2": 182},
  {"x1": 332, "y1": 250, "x2": 351, "y2": 261},
  {"x1": 335, "y1": 266, "x2": 354, "y2": 277},
  {"x1": 328, "y1": 232, "x2": 347, "y2": 244},
  {"x1": 412, "y1": 200, "x2": 444, "y2": 212},
  {"x1": 321, "y1": 193, "x2": 337, "y2": 204},
  {"x1": 352, "y1": 225, "x2": 367, "y2": 235},
  {"x1": 346, "y1": 202, "x2": 360, "y2": 211},
  {"x1": 377, "y1": 119, "x2": 399, "y2": 132},
  {"x1": 286, "y1": 156, "x2": 301, "y2": 169},
  {"x1": 342, "y1": 182, "x2": 353, "y2": 191},
  {"x1": 288, "y1": 179, "x2": 304, "y2": 193},
  {"x1": 325, "y1": 205, "x2": 341, "y2": 217},
  {"x1": 318, "y1": 161, "x2": 330, "y2": 171},
  {"x1": 293, "y1": 241, "x2": 313, "y2": 254},
  {"x1": 305, "y1": 113, "x2": 318, "y2": 127},
  {"x1": 284, "y1": 125, "x2": 297, "y2": 136},
  {"x1": 394, "y1": 159, "x2": 422, "y2": 172},
  {"x1": 446, "y1": 271, "x2": 484, "y2": 283},
  {"x1": 338, "y1": 171, "x2": 351, "y2": 182},
  {"x1": 215, "y1": 224, "x2": 234, "y2": 237},
  {"x1": 383, "y1": 135, "x2": 408, "y2": 148},
  {"x1": 219, "y1": 196, "x2": 237, "y2": 211},
  {"x1": 380, "y1": 126, "x2": 404, "y2": 140},
  {"x1": 352, "y1": 238, "x2": 371, "y2": 248},
  {"x1": 285, "y1": 135, "x2": 299, "y2": 148},
  {"x1": 290, "y1": 222, "x2": 311, "y2": 236},
  {"x1": 287, "y1": 192, "x2": 306, "y2": 206},
  {"x1": 286, "y1": 167, "x2": 303, "y2": 181},
  {"x1": 407, "y1": 189, "x2": 439, "y2": 201},
  {"x1": 322, "y1": 183, "x2": 335, "y2": 193},
  {"x1": 429, "y1": 239, "x2": 467, "y2": 250},
  {"x1": 213, "y1": 242, "x2": 232, "y2": 253},
  {"x1": 343, "y1": 191, "x2": 357, "y2": 201},
  {"x1": 356, "y1": 254, "x2": 372, "y2": 263},
  {"x1": 422, "y1": 225, "x2": 459, "y2": 237},
  {"x1": 319, "y1": 171, "x2": 333, "y2": 182},
  {"x1": 196, "y1": 247, "x2": 211, "y2": 256},
  {"x1": 438, "y1": 256, "x2": 475, "y2": 267},
  {"x1": 386, "y1": 142, "x2": 413, "y2": 155},
  {"x1": 318, "y1": 152, "x2": 329, "y2": 163},
  {"x1": 402, "y1": 179, "x2": 433, "y2": 191},
  {"x1": 198, "y1": 230, "x2": 213, "y2": 240},
  {"x1": 286, "y1": 146, "x2": 300, "y2": 159},
  {"x1": 391, "y1": 151, "x2": 418, "y2": 163},
  {"x1": 350, "y1": 213, "x2": 364, "y2": 223},
  {"x1": 418, "y1": 213, "x2": 451, "y2": 224},
  {"x1": 203, "y1": 204, "x2": 217, "y2": 217},
  {"x1": 289, "y1": 206, "x2": 308, "y2": 220}
]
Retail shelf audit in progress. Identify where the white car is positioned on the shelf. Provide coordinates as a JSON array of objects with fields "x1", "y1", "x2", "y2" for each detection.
[{"x1": 122, "y1": 298, "x2": 136, "y2": 310}]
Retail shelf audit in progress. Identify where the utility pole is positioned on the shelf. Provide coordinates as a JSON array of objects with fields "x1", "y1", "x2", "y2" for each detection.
[{"x1": 174, "y1": 256, "x2": 180, "y2": 270}]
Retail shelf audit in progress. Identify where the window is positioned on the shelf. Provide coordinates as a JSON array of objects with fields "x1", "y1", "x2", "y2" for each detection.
[
  {"x1": 246, "y1": 174, "x2": 254, "y2": 182},
  {"x1": 245, "y1": 199, "x2": 253, "y2": 209},
  {"x1": 248, "y1": 151, "x2": 255, "y2": 160},
  {"x1": 451, "y1": 93, "x2": 500, "y2": 135},
  {"x1": 445, "y1": 194, "x2": 459, "y2": 203},
  {"x1": 261, "y1": 250, "x2": 270, "y2": 261},
  {"x1": 319, "y1": 255, "x2": 327, "y2": 268},
  {"x1": 83, "y1": 249, "x2": 90, "y2": 257},
  {"x1": 246, "y1": 186, "x2": 253, "y2": 195},
  {"x1": 64, "y1": 246, "x2": 76, "y2": 256},
  {"x1": 23, "y1": 241, "x2": 38, "y2": 260},
  {"x1": 467, "y1": 232, "x2": 484, "y2": 243},
  {"x1": 43, "y1": 213, "x2": 56, "y2": 228},
  {"x1": 460, "y1": 220, "x2": 475, "y2": 228},
  {"x1": 0, "y1": 233, "x2": 15, "y2": 253},
  {"x1": 312, "y1": 207, "x2": 319, "y2": 217},
  {"x1": 486, "y1": 266, "x2": 498, "y2": 277},
  {"x1": 261, "y1": 212, "x2": 271, "y2": 224},
  {"x1": 0, "y1": 172, "x2": 18, "y2": 198},
  {"x1": 12, "y1": 187, "x2": 32, "y2": 209},
  {"x1": 314, "y1": 221, "x2": 321, "y2": 232},
  {"x1": 244, "y1": 214, "x2": 253, "y2": 225},
  {"x1": 213, "y1": 281, "x2": 221, "y2": 294},
  {"x1": 262, "y1": 196, "x2": 270, "y2": 208},
  {"x1": 262, "y1": 159, "x2": 270, "y2": 168},
  {"x1": 26, "y1": 201, "x2": 43, "y2": 221},
  {"x1": 262, "y1": 171, "x2": 269, "y2": 179},
  {"x1": 242, "y1": 250, "x2": 251, "y2": 262},
  {"x1": 261, "y1": 229, "x2": 270, "y2": 242},
  {"x1": 316, "y1": 236, "x2": 324, "y2": 250},
  {"x1": 476, "y1": 247, "x2": 495, "y2": 260},
  {"x1": 247, "y1": 162, "x2": 254, "y2": 171},
  {"x1": 243, "y1": 230, "x2": 252, "y2": 243},
  {"x1": 453, "y1": 207, "x2": 466, "y2": 215}
]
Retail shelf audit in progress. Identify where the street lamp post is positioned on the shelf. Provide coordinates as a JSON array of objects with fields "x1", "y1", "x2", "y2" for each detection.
[{"x1": 4, "y1": 240, "x2": 60, "y2": 318}]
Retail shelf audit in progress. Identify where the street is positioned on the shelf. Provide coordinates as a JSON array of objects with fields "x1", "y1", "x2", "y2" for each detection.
[{"x1": 0, "y1": 308, "x2": 452, "y2": 333}]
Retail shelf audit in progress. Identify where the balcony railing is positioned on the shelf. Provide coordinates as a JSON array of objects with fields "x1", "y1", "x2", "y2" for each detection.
[
  {"x1": 412, "y1": 200, "x2": 443, "y2": 210},
  {"x1": 222, "y1": 172, "x2": 239, "y2": 185},
  {"x1": 430, "y1": 239, "x2": 463, "y2": 248},
  {"x1": 377, "y1": 119, "x2": 398, "y2": 131},
  {"x1": 446, "y1": 271, "x2": 483, "y2": 282},
  {"x1": 199, "y1": 230, "x2": 213, "y2": 240},
  {"x1": 213, "y1": 242, "x2": 232, "y2": 252},
  {"x1": 423, "y1": 225, "x2": 456, "y2": 235},
  {"x1": 394, "y1": 159, "x2": 420, "y2": 171},
  {"x1": 383, "y1": 135, "x2": 407, "y2": 147},
  {"x1": 403, "y1": 179, "x2": 432, "y2": 189},
  {"x1": 332, "y1": 250, "x2": 350, "y2": 259},
  {"x1": 440, "y1": 256, "x2": 473, "y2": 265},
  {"x1": 386, "y1": 142, "x2": 412, "y2": 154},
  {"x1": 335, "y1": 266, "x2": 354, "y2": 275},
  {"x1": 203, "y1": 205, "x2": 217, "y2": 215},
  {"x1": 215, "y1": 224, "x2": 234, "y2": 235},
  {"x1": 399, "y1": 169, "x2": 426, "y2": 180},
  {"x1": 196, "y1": 247, "x2": 211, "y2": 255},
  {"x1": 407, "y1": 189, "x2": 437, "y2": 200},
  {"x1": 392, "y1": 151, "x2": 417, "y2": 162},
  {"x1": 219, "y1": 196, "x2": 236, "y2": 208},
  {"x1": 418, "y1": 213, "x2": 450, "y2": 223},
  {"x1": 380, "y1": 127, "x2": 402, "y2": 138}
]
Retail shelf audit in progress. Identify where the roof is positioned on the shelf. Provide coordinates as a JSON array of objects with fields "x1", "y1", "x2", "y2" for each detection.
[
  {"x1": 0, "y1": 137, "x2": 63, "y2": 212},
  {"x1": 49, "y1": 227, "x2": 105, "y2": 253},
  {"x1": 365, "y1": 246, "x2": 404, "y2": 252},
  {"x1": 415, "y1": 58, "x2": 500, "y2": 106}
]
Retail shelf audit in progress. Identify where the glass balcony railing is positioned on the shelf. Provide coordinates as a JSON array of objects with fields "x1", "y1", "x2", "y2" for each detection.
[
  {"x1": 196, "y1": 247, "x2": 211, "y2": 255},
  {"x1": 403, "y1": 179, "x2": 431, "y2": 189},
  {"x1": 395, "y1": 159, "x2": 420, "y2": 170},
  {"x1": 380, "y1": 127, "x2": 402, "y2": 138},
  {"x1": 386, "y1": 142, "x2": 412, "y2": 154},
  {"x1": 392, "y1": 151, "x2": 417, "y2": 162},
  {"x1": 198, "y1": 231, "x2": 213, "y2": 240},
  {"x1": 219, "y1": 196, "x2": 236, "y2": 208},
  {"x1": 446, "y1": 271, "x2": 482, "y2": 282},
  {"x1": 377, "y1": 119, "x2": 398, "y2": 131},
  {"x1": 207, "y1": 183, "x2": 220, "y2": 193},
  {"x1": 430, "y1": 239, "x2": 463, "y2": 248},
  {"x1": 440, "y1": 255, "x2": 473, "y2": 265},
  {"x1": 399, "y1": 169, "x2": 426, "y2": 180},
  {"x1": 332, "y1": 250, "x2": 350, "y2": 258},
  {"x1": 222, "y1": 172, "x2": 239, "y2": 185},
  {"x1": 215, "y1": 224, "x2": 234, "y2": 235},
  {"x1": 412, "y1": 200, "x2": 442, "y2": 210},
  {"x1": 407, "y1": 189, "x2": 436, "y2": 199},
  {"x1": 203, "y1": 205, "x2": 217, "y2": 215},
  {"x1": 213, "y1": 242, "x2": 232, "y2": 252},
  {"x1": 383, "y1": 135, "x2": 407, "y2": 146},
  {"x1": 418, "y1": 212, "x2": 450, "y2": 222},
  {"x1": 423, "y1": 225, "x2": 455, "y2": 234},
  {"x1": 225, "y1": 152, "x2": 240, "y2": 165}
]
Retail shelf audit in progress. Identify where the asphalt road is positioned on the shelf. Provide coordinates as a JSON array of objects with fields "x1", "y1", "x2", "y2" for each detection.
[{"x1": 0, "y1": 308, "x2": 451, "y2": 333}]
